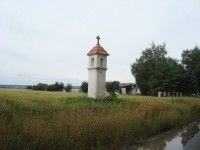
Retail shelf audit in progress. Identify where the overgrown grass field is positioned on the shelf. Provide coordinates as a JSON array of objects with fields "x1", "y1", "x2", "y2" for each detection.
[{"x1": 1, "y1": 89, "x2": 200, "y2": 149}]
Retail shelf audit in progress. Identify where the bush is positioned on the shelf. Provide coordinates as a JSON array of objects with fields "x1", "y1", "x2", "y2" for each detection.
[
  {"x1": 47, "y1": 82, "x2": 64, "y2": 91},
  {"x1": 26, "y1": 86, "x2": 33, "y2": 89},
  {"x1": 81, "y1": 81, "x2": 88, "y2": 93},
  {"x1": 65, "y1": 84, "x2": 72, "y2": 92},
  {"x1": 32, "y1": 83, "x2": 48, "y2": 91},
  {"x1": 106, "y1": 81, "x2": 120, "y2": 97}
]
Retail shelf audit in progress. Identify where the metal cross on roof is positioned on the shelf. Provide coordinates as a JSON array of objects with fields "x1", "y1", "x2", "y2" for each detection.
[{"x1": 96, "y1": 36, "x2": 100, "y2": 45}]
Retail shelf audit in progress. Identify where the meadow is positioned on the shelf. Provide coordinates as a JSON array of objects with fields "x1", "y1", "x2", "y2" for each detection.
[{"x1": 0, "y1": 89, "x2": 200, "y2": 149}]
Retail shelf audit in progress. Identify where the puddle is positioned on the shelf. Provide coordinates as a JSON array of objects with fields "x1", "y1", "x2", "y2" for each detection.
[{"x1": 129, "y1": 122, "x2": 200, "y2": 150}]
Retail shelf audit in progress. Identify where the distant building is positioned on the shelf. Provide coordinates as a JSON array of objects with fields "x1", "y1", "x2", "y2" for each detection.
[
  {"x1": 119, "y1": 83, "x2": 138, "y2": 95},
  {"x1": 71, "y1": 86, "x2": 81, "y2": 92}
]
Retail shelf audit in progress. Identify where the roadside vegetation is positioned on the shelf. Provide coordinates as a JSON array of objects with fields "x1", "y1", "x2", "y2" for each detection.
[{"x1": 1, "y1": 89, "x2": 200, "y2": 149}]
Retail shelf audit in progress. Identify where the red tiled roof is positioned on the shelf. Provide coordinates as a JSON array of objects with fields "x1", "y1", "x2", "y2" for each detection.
[
  {"x1": 87, "y1": 36, "x2": 109, "y2": 56},
  {"x1": 87, "y1": 44, "x2": 109, "y2": 56}
]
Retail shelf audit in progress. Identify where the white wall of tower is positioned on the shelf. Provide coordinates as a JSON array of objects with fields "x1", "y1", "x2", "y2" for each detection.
[{"x1": 88, "y1": 54, "x2": 107, "y2": 99}]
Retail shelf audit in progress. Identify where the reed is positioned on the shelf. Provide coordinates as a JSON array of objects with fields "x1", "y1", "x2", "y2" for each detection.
[{"x1": 0, "y1": 89, "x2": 200, "y2": 149}]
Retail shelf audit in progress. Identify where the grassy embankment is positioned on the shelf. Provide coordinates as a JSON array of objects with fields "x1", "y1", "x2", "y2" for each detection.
[{"x1": 0, "y1": 89, "x2": 200, "y2": 149}]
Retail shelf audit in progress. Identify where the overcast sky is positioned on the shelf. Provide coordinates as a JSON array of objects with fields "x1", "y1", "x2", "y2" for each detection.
[{"x1": 0, "y1": 0, "x2": 200, "y2": 85}]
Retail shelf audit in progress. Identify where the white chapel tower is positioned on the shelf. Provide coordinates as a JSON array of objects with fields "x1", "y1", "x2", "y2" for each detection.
[{"x1": 87, "y1": 36, "x2": 109, "y2": 99}]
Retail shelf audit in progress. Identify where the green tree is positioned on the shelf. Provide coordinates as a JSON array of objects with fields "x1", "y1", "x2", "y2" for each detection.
[
  {"x1": 182, "y1": 46, "x2": 200, "y2": 95},
  {"x1": 106, "y1": 81, "x2": 120, "y2": 97},
  {"x1": 32, "y1": 83, "x2": 48, "y2": 91},
  {"x1": 148, "y1": 58, "x2": 183, "y2": 95},
  {"x1": 131, "y1": 42, "x2": 167, "y2": 95},
  {"x1": 47, "y1": 82, "x2": 64, "y2": 91},
  {"x1": 65, "y1": 84, "x2": 72, "y2": 92},
  {"x1": 81, "y1": 81, "x2": 88, "y2": 93},
  {"x1": 131, "y1": 42, "x2": 185, "y2": 96},
  {"x1": 26, "y1": 85, "x2": 33, "y2": 89}
]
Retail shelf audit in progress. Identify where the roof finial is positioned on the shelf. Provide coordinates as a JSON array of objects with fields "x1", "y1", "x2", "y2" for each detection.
[{"x1": 96, "y1": 35, "x2": 100, "y2": 45}]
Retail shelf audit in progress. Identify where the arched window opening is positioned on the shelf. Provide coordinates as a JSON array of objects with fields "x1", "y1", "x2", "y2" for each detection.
[
  {"x1": 91, "y1": 58, "x2": 94, "y2": 67},
  {"x1": 100, "y1": 58, "x2": 103, "y2": 67}
]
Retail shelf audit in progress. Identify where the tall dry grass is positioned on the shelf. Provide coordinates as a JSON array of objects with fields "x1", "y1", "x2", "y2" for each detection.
[{"x1": 0, "y1": 89, "x2": 200, "y2": 149}]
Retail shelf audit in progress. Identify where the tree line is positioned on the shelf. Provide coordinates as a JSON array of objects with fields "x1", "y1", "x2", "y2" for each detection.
[
  {"x1": 27, "y1": 82, "x2": 72, "y2": 92},
  {"x1": 27, "y1": 81, "x2": 90, "y2": 93},
  {"x1": 131, "y1": 42, "x2": 200, "y2": 96},
  {"x1": 27, "y1": 81, "x2": 121, "y2": 97}
]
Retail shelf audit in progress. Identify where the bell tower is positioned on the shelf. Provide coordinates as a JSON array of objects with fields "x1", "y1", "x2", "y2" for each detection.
[{"x1": 87, "y1": 36, "x2": 109, "y2": 99}]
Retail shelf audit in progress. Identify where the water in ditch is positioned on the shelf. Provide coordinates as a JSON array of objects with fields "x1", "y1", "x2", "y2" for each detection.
[{"x1": 130, "y1": 122, "x2": 200, "y2": 150}]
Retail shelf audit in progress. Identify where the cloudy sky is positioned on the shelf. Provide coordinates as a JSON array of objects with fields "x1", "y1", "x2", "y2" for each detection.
[{"x1": 0, "y1": 0, "x2": 200, "y2": 85}]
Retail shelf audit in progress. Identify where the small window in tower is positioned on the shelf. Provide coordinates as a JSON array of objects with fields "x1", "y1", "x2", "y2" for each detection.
[
  {"x1": 100, "y1": 58, "x2": 103, "y2": 67},
  {"x1": 91, "y1": 58, "x2": 94, "y2": 67}
]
